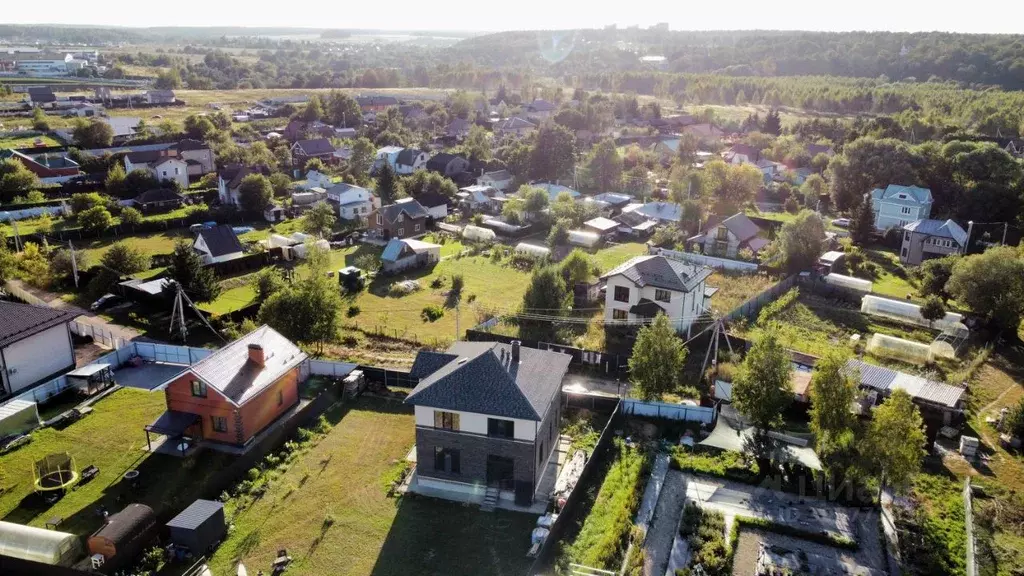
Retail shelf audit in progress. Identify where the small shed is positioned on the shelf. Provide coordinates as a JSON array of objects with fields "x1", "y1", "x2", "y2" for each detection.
[
  {"x1": 0, "y1": 398, "x2": 40, "y2": 438},
  {"x1": 817, "y1": 250, "x2": 845, "y2": 273},
  {"x1": 381, "y1": 238, "x2": 441, "y2": 274},
  {"x1": 567, "y1": 229, "x2": 601, "y2": 248},
  {"x1": 584, "y1": 217, "x2": 619, "y2": 238},
  {"x1": 66, "y1": 363, "x2": 114, "y2": 396},
  {"x1": 166, "y1": 499, "x2": 226, "y2": 556},
  {"x1": 88, "y1": 503, "x2": 157, "y2": 572},
  {"x1": 0, "y1": 520, "x2": 83, "y2": 566}
]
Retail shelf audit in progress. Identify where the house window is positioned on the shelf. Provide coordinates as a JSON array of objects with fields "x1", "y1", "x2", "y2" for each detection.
[
  {"x1": 414, "y1": 224, "x2": 421, "y2": 232},
  {"x1": 613, "y1": 286, "x2": 630, "y2": 303},
  {"x1": 900, "y1": 206, "x2": 912, "y2": 215},
  {"x1": 902, "y1": 247, "x2": 909, "y2": 258},
  {"x1": 716, "y1": 227, "x2": 729, "y2": 242},
  {"x1": 655, "y1": 289, "x2": 671, "y2": 303},
  {"x1": 487, "y1": 418, "x2": 514, "y2": 439},
  {"x1": 191, "y1": 380, "x2": 206, "y2": 398},
  {"x1": 434, "y1": 410, "x2": 460, "y2": 431},
  {"x1": 398, "y1": 228, "x2": 405, "y2": 236},
  {"x1": 175, "y1": 168, "x2": 180, "y2": 175},
  {"x1": 376, "y1": 214, "x2": 382, "y2": 225},
  {"x1": 211, "y1": 416, "x2": 228, "y2": 433},
  {"x1": 397, "y1": 214, "x2": 404, "y2": 222},
  {"x1": 434, "y1": 447, "x2": 461, "y2": 474},
  {"x1": 905, "y1": 231, "x2": 911, "y2": 241},
  {"x1": 613, "y1": 309, "x2": 628, "y2": 320},
  {"x1": 277, "y1": 390, "x2": 284, "y2": 406}
]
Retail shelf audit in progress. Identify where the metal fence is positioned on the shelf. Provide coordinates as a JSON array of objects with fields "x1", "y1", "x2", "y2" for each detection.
[
  {"x1": 69, "y1": 320, "x2": 133, "y2": 350},
  {"x1": 308, "y1": 359, "x2": 360, "y2": 379},
  {"x1": 964, "y1": 478, "x2": 977, "y2": 576},
  {"x1": 621, "y1": 398, "x2": 716, "y2": 423},
  {"x1": 652, "y1": 246, "x2": 760, "y2": 273},
  {"x1": 724, "y1": 274, "x2": 798, "y2": 322}
]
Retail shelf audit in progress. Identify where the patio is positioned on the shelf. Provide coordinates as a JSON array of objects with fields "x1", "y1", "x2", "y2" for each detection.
[{"x1": 114, "y1": 361, "x2": 188, "y2": 390}]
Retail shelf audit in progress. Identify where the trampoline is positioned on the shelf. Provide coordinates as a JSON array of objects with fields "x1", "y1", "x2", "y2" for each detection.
[{"x1": 33, "y1": 453, "x2": 79, "y2": 493}]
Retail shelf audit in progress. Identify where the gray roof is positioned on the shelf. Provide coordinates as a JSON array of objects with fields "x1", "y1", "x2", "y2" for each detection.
[
  {"x1": 844, "y1": 359, "x2": 965, "y2": 409},
  {"x1": 481, "y1": 169, "x2": 512, "y2": 181},
  {"x1": 409, "y1": 351, "x2": 458, "y2": 378},
  {"x1": 405, "y1": 342, "x2": 571, "y2": 420},
  {"x1": 196, "y1": 225, "x2": 243, "y2": 257},
  {"x1": 496, "y1": 116, "x2": 536, "y2": 131},
  {"x1": 870, "y1": 184, "x2": 933, "y2": 206},
  {"x1": 292, "y1": 138, "x2": 335, "y2": 156},
  {"x1": 718, "y1": 213, "x2": 761, "y2": 242},
  {"x1": 601, "y1": 255, "x2": 712, "y2": 293},
  {"x1": 591, "y1": 192, "x2": 633, "y2": 207},
  {"x1": 0, "y1": 301, "x2": 77, "y2": 348},
  {"x1": 103, "y1": 116, "x2": 141, "y2": 138},
  {"x1": 186, "y1": 325, "x2": 307, "y2": 405},
  {"x1": 632, "y1": 202, "x2": 683, "y2": 222},
  {"x1": 395, "y1": 148, "x2": 423, "y2": 167},
  {"x1": 92, "y1": 504, "x2": 155, "y2": 546},
  {"x1": 135, "y1": 188, "x2": 185, "y2": 204},
  {"x1": 166, "y1": 499, "x2": 224, "y2": 531},
  {"x1": 903, "y1": 219, "x2": 968, "y2": 244},
  {"x1": 379, "y1": 199, "x2": 428, "y2": 223}
]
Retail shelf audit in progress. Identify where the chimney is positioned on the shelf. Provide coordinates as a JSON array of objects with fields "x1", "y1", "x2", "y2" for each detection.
[
  {"x1": 248, "y1": 343, "x2": 265, "y2": 367},
  {"x1": 511, "y1": 340, "x2": 521, "y2": 363}
]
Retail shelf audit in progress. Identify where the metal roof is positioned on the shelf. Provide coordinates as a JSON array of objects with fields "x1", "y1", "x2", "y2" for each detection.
[
  {"x1": 719, "y1": 213, "x2": 761, "y2": 242},
  {"x1": 601, "y1": 255, "x2": 712, "y2": 293},
  {"x1": 845, "y1": 359, "x2": 965, "y2": 409},
  {"x1": 585, "y1": 217, "x2": 620, "y2": 232},
  {"x1": 871, "y1": 184, "x2": 933, "y2": 206},
  {"x1": 166, "y1": 499, "x2": 224, "y2": 531},
  {"x1": 0, "y1": 301, "x2": 77, "y2": 349},
  {"x1": 902, "y1": 219, "x2": 968, "y2": 244}
]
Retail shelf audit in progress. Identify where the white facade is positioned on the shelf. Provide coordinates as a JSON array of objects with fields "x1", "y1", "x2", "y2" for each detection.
[
  {"x1": 477, "y1": 172, "x2": 513, "y2": 192},
  {"x1": 152, "y1": 158, "x2": 189, "y2": 189},
  {"x1": 395, "y1": 151, "x2": 429, "y2": 175},
  {"x1": 217, "y1": 177, "x2": 240, "y2": 206},
  {"x1": 326, "y1": 184, "x2": 379, "y2": 221},
  {"x1": 414, "y1": 406, "x2": 537, "y2": 441},
  {"x1": 1, "y1": 324, "x2": 75, "y2": 397},
  {"x1": 193, "y1": 235, "x2": 242, "y2": 264},
  {"x1": 603, "y1": 274, "x2": 707, "y2": 335},
  {"x1": 300, "y1": 170, "x2": 333, "y2": 190}
]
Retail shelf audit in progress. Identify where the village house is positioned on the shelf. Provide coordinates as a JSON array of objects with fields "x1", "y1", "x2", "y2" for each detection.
[
  {"x1": 416, "y1": 191, "x2": 451, "y2": 219},
  {"x1": 395, "y1": 148, "x2": 430, "y2": 175},
  {"x1": 325, "y1": 182, "x2": 379, "y2": 221},
  {"x1": 494, "y1": 116, "x2": 537, "y2": 139},
  {"x1": 688, "y1": 213, "x2": 770, "y2": 258},
  {"x1": 217, "y1": 164, "x2": 270, "y2": 206},
  {"x1": 446, "y1": 118, "x2": 472, "y2": 140},
  {"x1": 368, "y1": 198, "x2": 430, "y2": 240},
  {"x1": 381, "y1": 238, "x2": 442, "y2": 274},
  {"x1": 899, "y1": 219, "x2": 968, "y2": 265},
  {"x1": 144, "y1": 90, "x2": 175, "y2": 105},
  {"x1": 0, "y1": 301, "x2": 77, "y2": 401},
  {"x1": 133, "y1": 188, "x2": 186, "y2": 214},
  {"x1": 290, "y1": 138, "x2": 336, "y2": 168},
  {"x1": 601, "y1": 255, "x2": 713, "y2": 336},
  {"x1": 870, "y1": 184, "x2": 934, "y2": 230},
  {"x1": 176, "y1": 139, "x2": 215, "y2": 177},
  {"x1": 477, "y1": 169, "x2": 514, "y2": 192},
  {"x1": 124, "y1": 149, "x2": 189, "y2": 189},
  {"x1": 427, "y1": 153, "x2": 470, "y2": 178},
  {"x1": 193, "y1": 225, "x2": 244, "y2": 264},
  {"x1": 0, "y1": 149, "x2": 80, "y2": 178}
]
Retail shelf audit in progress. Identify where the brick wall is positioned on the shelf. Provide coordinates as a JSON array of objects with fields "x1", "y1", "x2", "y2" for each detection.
[{"x1": 415, "y1": 427, "x2": 535, "y2": 488}]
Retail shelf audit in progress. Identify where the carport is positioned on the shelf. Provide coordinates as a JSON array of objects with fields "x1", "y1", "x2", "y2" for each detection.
[{"x1": 144, "y1": 410, "x2": 201, "y2": 457}]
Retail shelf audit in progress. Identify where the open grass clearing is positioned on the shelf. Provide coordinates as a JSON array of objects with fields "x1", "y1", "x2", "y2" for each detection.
[
  {"x1": 207, "y1": 397, "x2": 535, "y2": 576},
  {"x1": 0, "y1": 134, "x2": 63, "y2": 148},
  {"x1": 862, "y1": 248, "x2": 920, "y2": 302},
  {"x1": 591, "y1": 241, "x2": 649, "y2": 272},
  {"x1": 705, "y1": 271, "x2": 778, "y2": 316},
  {"x1": 0, "y1": 388, "x2": 231, "y2": 536}
]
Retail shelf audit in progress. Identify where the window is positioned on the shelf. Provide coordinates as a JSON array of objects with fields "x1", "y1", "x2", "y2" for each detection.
[
  {"x1": 901, "y1": 247, "x2": 909, "y2": 258},
  {"x1": 434, "y1": 410, "x2": 460, "y2": 431},
  {"x1": 397, "y1": 228, "x2": 405, "y2": 236},
  {"x1": 901, "y1": 206, "x2": 912, "y2": 215},
  {"x1": 277, "y1": 390, "x2": 284, "y2": 406},
  {"x1": 211, "y1": 416, "x2": 228, "y2": 433},
  {"x1": 613, "y1": 286, "x2": 630, "y2": 302},
  {"x1": 376, "y1": 213, "x2": 382, "y2": 225},
  {"x1": 414, "y1": 224, "x2": 421, "y2": 232},
  {"x1": 716, "y1": 227, "x2": 729, "y2": 241},
  {"x1": 539, "y1": 442, "x2": 545, "y2": 466},
  {"x1": 655, "y1": 289, "x2": 671, "y2": 303},
  {"x1": 905, "y1": 231, "x2": 911, "y2": 241},
  {"x1": 613, "y1": 309, "x2": 628, "y2": 320},
  {"x1": 191, "y1": 380, "x2": 206, "y2": 398},
  {"x1": 397, "y1": 213, "x2": 404, "y2": 222},
  {"x1": 174, "y1": 167, "x2": 180, "y2": 175},
  {"x1": 488, "y1": 418, "x2": 514, "y2": 439},
  {"x1": 434, "y1": 447, "x2": 461, "y2": 474}
]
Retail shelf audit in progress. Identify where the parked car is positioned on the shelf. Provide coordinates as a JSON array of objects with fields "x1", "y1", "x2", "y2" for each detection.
[
  {"x1": 831, "y1": 218, "x2": 851, "y2": 228},
  {"x1": 90, "y1": 294, "x2": 123, "y2": 311}
]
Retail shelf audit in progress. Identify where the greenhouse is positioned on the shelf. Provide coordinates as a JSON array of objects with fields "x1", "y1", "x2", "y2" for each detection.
[
  {"x1": 0, "y1": 398, "x2": 40, "y2": 438},
  {"x1": 567, "y1": 229, "x2": 601, "y2": 248},
  {"x1": 0, "y1": 520, "x2": 83, "y2": 566},
  {"x1": 462, "y1": 225, "x2": 496, "y2": 243},
  {"x1": 931, "y1": 323, "x2": 970, "y2": 359},
  {"x1": 292, "y1": 239, "x2": 330, "y2": 259},
  {"x1": 515, "y1": 242, "x2": 551, "y2": 259},
  {"x1": 865, "y1": 333, "x2": 932, "y2": 365},
  {"x1": 860, "y1": 295, "x2": 964, "y2": 330},
  {"x1": 823, "y1": 273, "x2": 872, "y2": 293}
]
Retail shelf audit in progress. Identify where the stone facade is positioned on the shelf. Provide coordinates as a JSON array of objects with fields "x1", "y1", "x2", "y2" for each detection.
[{"x1": 415, "y1": 426, "x2": 536, "y2": 489}]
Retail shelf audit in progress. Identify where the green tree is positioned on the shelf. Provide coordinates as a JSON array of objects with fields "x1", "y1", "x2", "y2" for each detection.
[
  {"x1": 628, "y1": 313, "x2": 688, "y2": 401},
  {"x1": 104, "y1": 163, "x2": 127, "y2": 196},
  {"x1": 827, "y1": 137, "x2": 920, "y2": 212},
  {"x1": 155, "y1": 68, "x2": 181, "y2": 89},
  {"x1": 732, "y1": 327, "x2": 792, "y2": 456},
  {"x1": 463, "y1": 125, "x2": 492, "y2": 163},
  {"x1": 849, "y1": 196, "x2": 876, "y2": 245},
  {"x1": 70, "y1": 192, "x2": 105, "y2": 213},
  {"x1": 402, "y1": 171, "x2": 458, "y2": 199},
  {"x1": 78, "y1": 206, "x2": 113, "y2": 233},
  {"x1": 946, "y1": 246, "x2": 1024, "y2": 332},
  {"x1": 375, "y1": 161, "x2": 401, "y2": 205},
  {"x1": 777, "y1": 210, "x2": 825, "y2": 272},
  {"x1": 919, "y1": 296, "x2": 947, "y2": 327},
  {"x1": 122, "y1": 169, "x2": 159, "y2": 199},
  {"x1": 251, "y1": 267, "x2": 286, "y2": 302},
  {"x1": 918, "y1": 256, "x2": 957, "y2": 301},
  {"x1": 167, "y1": 239, "x2": 221, "y2": 303},
  {"x1": 547, "y1": 218, "x2": 569, "y2": 247},
  {"x1": 326, "y1": 91, "x2": 362, "y2": 128},
  {"x1": 701, "y1": 160, "x2": 762, "y2": 214},
  {"x1": 269, "y1": 173, "x2": 293, "y2": 197},
  {"x1": 301, "y1": 95, "x2": 324, "y2": 121},
  {"x1": 88, "y1": 242, "x2": 150, "y2": 296},
  {"x1": 120, "y1": 206, "x2": 143, "y2": 228},
  {"x1": 348, "y1": 137, "x2": 376, "y2": 177},
  {"x1": 304, "y1": 157, "x2": 327, "y2": 174},
  {"x1": 808, "y1": 350, "x2": 859, "y2": 488},
  {"x1": 529, "y1": 124, "x2": 576, "y2": 181},
  {"x1": 520, "y1": 266, "x2": 569, "y2": 338},
  {"x1": 258, "y1": 245, "x2": 340, "y2": 351},
  {"x1": 0, "y1": 235, "x2": 13, "y2": 285},
  {"x1": 762, "y1": 108, "x2": 782, "y2": 135},
  {"x1": 799, "y1": 173, "x2": 826, "y2": 207},
  {"x1": 237, "y1": 174, "x2": 274, "y2": 213},
  {"x1": 72, "y1": 119, "x2": 114, "y2": 148},
  {"x1": 302, "y1": 201, "x2": 337, "y2": 238},
  {"x1": 34, "y1": 212, "x2": 53, "y2": 234},
  {"x1": 0, "y1": 158, "x2": 40, "y2": 202},
  {"x1": 868, "y1": 389, "x2": 926, "y2": 496},
  {"x1": 31, "y1": 107, "x2": 50, "y2": 131},
  {"x1": 521, "y1": 185, "x2": 550, "y2": 215},
  {"x1": 560, "y1": 249, "x2": 594, "y2": 287},
  {"x1": 583, "y1": 138, "x2": 623, "y2": 192},
  {"x1": 183, "y1": 114, "x2": 217, "y2": 140}
]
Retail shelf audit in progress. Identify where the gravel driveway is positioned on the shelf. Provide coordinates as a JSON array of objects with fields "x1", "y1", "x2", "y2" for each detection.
[{"x1": 643, "y1": 470, "x2": 687, "y2": 576}]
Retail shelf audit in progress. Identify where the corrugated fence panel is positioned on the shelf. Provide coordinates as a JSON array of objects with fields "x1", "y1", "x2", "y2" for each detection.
[
  {"x1": 622, "y1": 398, "x2": 715, "y2": 423},
  {"x1": 307, "y1": 360, "x2": 358, "y2": 378}
]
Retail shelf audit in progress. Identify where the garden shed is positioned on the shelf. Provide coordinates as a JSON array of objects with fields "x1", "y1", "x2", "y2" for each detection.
[
  {"x1": 87, "y1": 503, "x2": 157, "y2": 572},
  {"x1": 166, "y1": 499, "x2": 226, "y2": 557},
  {"x1": 0, "y1": 520, "x2": 82, "y2": 566},
  {"x1": 0, "y1": 398, "x2": 40, "y2": 438}
]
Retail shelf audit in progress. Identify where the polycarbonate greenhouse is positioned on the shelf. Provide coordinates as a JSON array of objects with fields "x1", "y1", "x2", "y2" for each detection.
[
  {"x1": 567, "y1": 230, "x2": 600, "y2": 248},
  {"x1": 0, "y1": 398, "x2": 39, "y2": 438},
  {"x1": 860, "y1": 295, "x2": 965, "y2": 330},
  {"x1": 823, "y1": 273, "x2": 872, "y2": 293},
  {"x1": 515, "y1": 243, "x2": 550, "y2": 259},
  {"x1": 865, "y1": 333, "x2": 932, "y2": 365},
  {"x1": 0, "y1": 520, "x2": 83, "y2": 566},
  {"x1": 462, "y1": 225, "x2": 496, "y2": 243}
]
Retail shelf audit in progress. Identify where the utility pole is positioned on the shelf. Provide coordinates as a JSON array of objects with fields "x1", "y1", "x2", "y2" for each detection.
[
  {"x1": 1002, "y1": 222, "x2": 1009, "y2": 246},
  {"x1": 455, "y1": 303, "x2": 460, "y2": 341},
  {"x1": 69, "y1": 240, "x2": 79, "y2": 288}
]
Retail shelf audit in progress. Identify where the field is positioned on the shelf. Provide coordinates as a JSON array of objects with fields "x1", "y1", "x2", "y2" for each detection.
[
  {"x1": 0, "y1": 388, "x2": 231, "y2": 536},
  {"x1": 591, "y1": 241, "x2": 648, "y2": 271},
  {"x1": 681, "y1": 104, "x2": 856, "y2": 131},
  {"x1": 207, "y1": 397, "x2": 536, "y2": 576},
  {"x1": 0, "y1": 134, "x2": 63, "y2": 148},
  {"x1": 861, "y1": 248, "x2": 920, "y2": 301},
  {"x1": 704, "y1": 271, "x2": 777, "y2": 316}
]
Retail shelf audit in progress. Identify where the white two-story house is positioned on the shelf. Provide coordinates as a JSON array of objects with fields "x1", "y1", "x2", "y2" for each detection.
[
  {"x1": 600, "y1": 255, "x2": 713, "y2": 336},
  {"x1": 0, "y1": 301, "x2": 77, "y2": 401},
  {"x1": 870, "y1": 184, "x2": 933, "y2": 231},
  {"x1": 373, "y1": 146, "x2": 404, "y2": 173},
  {"x1": 124, "y1": 150, "x2": 189, "y2": 189},
  {"x1": 325, "y1": 183, "x2": 379, "y2": 221},
  {"x1": 395, "y1": 148, "x2": 430, "y2": 175}
]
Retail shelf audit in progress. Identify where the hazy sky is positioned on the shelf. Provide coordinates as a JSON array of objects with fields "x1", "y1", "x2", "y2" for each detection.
[{"x1": 6, "y1": 1, "x2": 1024, "y2": 34}]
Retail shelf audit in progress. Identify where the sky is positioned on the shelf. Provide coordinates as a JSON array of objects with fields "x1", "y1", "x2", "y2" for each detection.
[{"x1": 5, "y1": 1, "x2": 1024, "y2": 34}]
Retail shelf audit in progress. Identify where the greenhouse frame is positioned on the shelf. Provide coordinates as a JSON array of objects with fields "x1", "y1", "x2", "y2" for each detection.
[
  {"x1": 462, "y1": 225, "x2": 496, "y2": 243},
  {"x1": 567, "y1": 229, "x2": 601, "y2": 248},
  {"x1": 823, "y1": 273, "x2": 873, "y2": 293},
  {"x1": 0, "y1": 520, "x2": 83, "y2": 566},
  {"x1": 514, "y1": 243, "x2": 550, "y2": 259},
  {"x1": 0, "y1": 398, "x2": 40, "y2": 438},
  {"x1": 860, "y1": 295, "x2": 965, "y2": 330},
  {"x1": 865, "y1": 333, "x2": 933, "y2": 365}
]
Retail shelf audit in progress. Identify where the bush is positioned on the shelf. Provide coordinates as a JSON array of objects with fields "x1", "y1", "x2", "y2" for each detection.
[
  {"x1": 430, "y1": 276, "x2": 445, "y2": 289},
  {"x1": 78, "y1": 205, "x2": 113, "y2": 233},
  {"x1": 450, "y1": 273, "x2": 464, "y2": 297},
  {"x1": 421, "y1": 305, "x2": 445, "y2": 322},
  {"x1": 346, "y1": 304, "x2": 361, "y2": 317},
  {"x1": 784, "y1": 196, "x2": 799, "y2": 213}
]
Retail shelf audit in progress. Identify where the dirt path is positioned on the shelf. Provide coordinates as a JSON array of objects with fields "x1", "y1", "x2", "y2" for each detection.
[{"x1": 644, "y1": 470, "x2": 687, "y2": 576}]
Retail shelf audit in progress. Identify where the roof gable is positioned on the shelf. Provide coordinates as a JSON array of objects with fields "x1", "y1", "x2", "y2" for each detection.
[
  {"x1": 0, "y1": 301, "x2": 77, "y2": 348},
  {"x1": 196, "y1": 225, "x2": 243, "y2": 257},
  {"x1": 601, "y1": 254, "x2": 712, "y2": 293},
  {"x1": 719, "y1": 213, "x2": 761, "y2": 242}
]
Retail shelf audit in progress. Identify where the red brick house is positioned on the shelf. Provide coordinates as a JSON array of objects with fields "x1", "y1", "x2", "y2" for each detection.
[{"x1": 145, "y1": 326, "x2": 307, "y2": 451}]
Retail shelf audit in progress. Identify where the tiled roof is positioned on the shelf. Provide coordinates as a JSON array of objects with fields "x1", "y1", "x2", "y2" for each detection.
[
  {"x1": 405, "y1": 342, "x2": 570, "y2": 420},
  {"x1": 845, "y1": 359, "x2": 965, "y2": 409},
  {"x1": 219, "y1": 164, "x2": 269, "y2": 190},
  {"x1": 427, "y1": 153, "x2": 463, "y2": 172},
  {"x1": 196, "y1": 225, "x2": 243, "y2": 257},
  {"x1": 481, "y1": 169, "x2": 512, "y2": 181},
  {"x1": 902, "y1": 219, "x2": 967, "y2": 244},
  {"x1": 188, "y1": 325, "x2": 307, "y2": 405},
  {"x1": 601, "y1": 255, "x2": 712, "y2": 293},
  {"x1": 0, "y1": 301, "x2": 77, "y2": 348}
]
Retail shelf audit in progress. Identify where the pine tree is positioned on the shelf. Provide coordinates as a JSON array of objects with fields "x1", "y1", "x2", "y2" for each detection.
[
  {"x1": 168, "y1": 240, "x2": 221, "y2": 303},
  {"x1": 850, "y1": 197, "x2": 876, "y2": 245},
  {"x1": 376, "y1": 161, "x2": 399, "y2": 205}
]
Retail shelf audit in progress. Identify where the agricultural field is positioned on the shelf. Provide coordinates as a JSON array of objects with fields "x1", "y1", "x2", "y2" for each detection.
[{"x1": 206, "y1": 397, "x2": 535, "y2": 576}]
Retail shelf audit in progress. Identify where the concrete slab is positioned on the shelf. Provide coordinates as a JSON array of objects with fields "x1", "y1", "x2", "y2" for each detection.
[{"x1": 114, "y1": 362, "x2": 187, "y2": 390}]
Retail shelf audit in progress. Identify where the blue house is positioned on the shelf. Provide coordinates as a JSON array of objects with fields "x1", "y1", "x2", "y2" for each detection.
[{"x1": 869, "y1": 184, "x2": 933, "y2": 231}]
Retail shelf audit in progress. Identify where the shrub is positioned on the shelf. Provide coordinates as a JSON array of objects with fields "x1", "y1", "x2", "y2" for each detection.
[
  {"x1": 421, "y1": 305, "x2": 445, "y2": 322},
  {"x1": 346, "y1": 304, "x2": 361, "y2": 317},
  {"x1": 784, "y1": 196, "x2": 799, "y2": 213},
  {"x1": 341, "y1": 334, "x2": 358, "y2": 347},
  {"x1": 450, "y1": 273, "x2": 464, "y2": 297},
  {"x1": 467, "y1": 293, "x2": 476, "y2": 303},
  {"x1": 430, "y1": 276, "x2": 445, "y2": 289}
]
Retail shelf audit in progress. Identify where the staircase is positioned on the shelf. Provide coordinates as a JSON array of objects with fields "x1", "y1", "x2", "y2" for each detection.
[{"x1": 481, "y1": 486, "x2": 500, "y2": 512}]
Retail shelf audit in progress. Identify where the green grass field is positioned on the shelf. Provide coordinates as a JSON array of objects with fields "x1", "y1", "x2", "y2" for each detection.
[
  {"x1": 862, "y1": 248, "x2": 920, "y2": 301},
  {"x1": 592, "y1": 242, "x2": 648, "y2": 272},
  {"x1": 0, "y1": 388, "x2": 231, "y2": 536},
  {"x1": 705, "y1": 271, "x2": 778, "y2": 316},
  {"x1": 0, "y1": 134, "x2": 62, "y2": 148},
  {"x1": 207, "y1": 397, "x2": 535, "y2": 576}
]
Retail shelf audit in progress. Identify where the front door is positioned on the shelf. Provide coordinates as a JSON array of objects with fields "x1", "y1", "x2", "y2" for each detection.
[{"x1": 486, "y1": 455, "x2": 515, "y2": 490}]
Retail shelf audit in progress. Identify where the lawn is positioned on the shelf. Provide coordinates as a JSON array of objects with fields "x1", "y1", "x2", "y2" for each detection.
[
  {"x1": 592, "y1": 241, "x2": 649, "y2": 272},
  {"x1": 76, "y1": 229, "x2": 187, "y2": 264},
  {"x1": 0, "y1": 388, "x2": 231, "y2": 536},
  {"x1": 207, "y1": 397, "x2": 535, "y2": 576},
  {"x1": 0, "y1": 134, "x2": 62, "y2": 148},
  {"x1": 862, "y1": 248, "x2": 919, "y2": 301},
  {"x1": 198, "y1": 283, "x2": 257, "y2": 316},
  {"x1": 705, "y1": 271, "x2": 777, "y2": 316}
]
